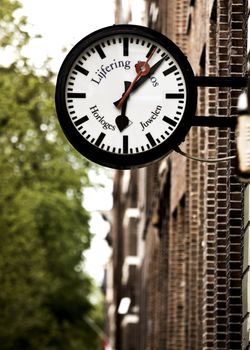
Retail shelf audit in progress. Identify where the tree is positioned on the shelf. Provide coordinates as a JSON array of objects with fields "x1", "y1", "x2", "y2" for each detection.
[{"x1": 0, "y1": 1, "x2": 103, "y2": 349}]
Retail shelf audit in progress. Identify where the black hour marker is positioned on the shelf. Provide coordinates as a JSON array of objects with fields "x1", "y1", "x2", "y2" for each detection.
[
  {"x1": 74, "y1": 115, "x2": 89, "y2": 127},
  {"x1": 146, "y1": 45, "x2": 157, "y2": 58},
  {"x1": 74, "y1": 64, "x2": 89, "y2": 76},
  {"x1": 95, "y1": 132, "x2": 106, "y2": 147},
  {"x1": 123, "y1": 135, "x2": 129, "y2": 154},
  {"x1": 162, "y1": 116, "x2": 177, "y2": 127},
  {"x1": 67, "y1": 93, "x2": 86, "y2": 98},
  {"x1": 163, "y1": 65, "x2": 177, "y2": 76},
  {"x1": 95, "y1": 44, "x2": 106, "y2": 59},
  {"x1": 146, "y1": 132, "x2": 156, "y2": 147},
  {"x1": 165, "y1": 93, "x2": 184, "y2": 99},
  {"x1": 123, "y1": 37, "x2": 129, "y2": 56}
]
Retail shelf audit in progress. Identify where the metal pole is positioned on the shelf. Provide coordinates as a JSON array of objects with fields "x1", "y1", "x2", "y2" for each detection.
[{"x1": 195, "y1": 76, "x2": 248, "y2": 88}]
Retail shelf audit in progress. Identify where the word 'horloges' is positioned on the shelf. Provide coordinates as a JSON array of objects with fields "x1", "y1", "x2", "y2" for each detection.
[
  {"x1": 90, "y1": 105, "x2": 116, "y2": 131},
  {"x1": 91, "y1": 59, "x2": 131, "y2": 85}
]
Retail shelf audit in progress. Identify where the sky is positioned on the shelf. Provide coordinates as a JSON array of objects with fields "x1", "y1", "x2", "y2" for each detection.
[
  {"x1": 19, "y1": 0, "x2": 115, "y2": 73},
  {"x1": 17, "y1": 0, "x2": 116, "y2": 284}
]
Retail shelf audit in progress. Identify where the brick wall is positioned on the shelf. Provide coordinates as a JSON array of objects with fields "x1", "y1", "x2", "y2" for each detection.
[
  {"x1": 108, "y1": 1, "x2": 248, "y2": 349},
  {"x1": 243, "y1": 185, "x2": 250, "y2": 349},
  {"x1": 242, "y1": 3, "x2": 250, "y2": 348}
]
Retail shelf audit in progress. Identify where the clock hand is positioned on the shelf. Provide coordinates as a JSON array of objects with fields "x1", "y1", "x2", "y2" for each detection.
[
  {"x1": 113, "y1": 55, "x2": 165, "y2": 108},
  {"x1": 116, "y1": 46, "x2": 157, "y2": 109},
  {"x1": 133, "y1": 56, "x2": 165, "y2": 90},
  {"x1": 115, "y1": 82, "x2": 132, "y2": 132}
]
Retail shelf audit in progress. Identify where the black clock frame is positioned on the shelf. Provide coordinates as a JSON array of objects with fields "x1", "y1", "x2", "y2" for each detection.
[{"x1": 55, "y1": 24, "x2": 198, "y2": 169}]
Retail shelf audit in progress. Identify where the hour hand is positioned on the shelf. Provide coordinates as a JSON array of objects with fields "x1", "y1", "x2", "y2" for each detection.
[
  {"x1": 115, "y1": 82, "x2": 132, "y2": 132},
  {"x1": 114, "y1": 80, "x2": 134, "y2": 108}
]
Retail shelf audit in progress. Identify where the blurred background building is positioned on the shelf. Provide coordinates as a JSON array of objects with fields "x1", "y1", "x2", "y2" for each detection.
[{"x1": 104, "y1": 1, "x2": 250, "y2": 349}]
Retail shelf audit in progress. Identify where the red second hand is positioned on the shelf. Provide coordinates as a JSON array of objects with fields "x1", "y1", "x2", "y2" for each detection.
[{"x1": 116, "y1": 46, "x2": 157, "y2": 109}]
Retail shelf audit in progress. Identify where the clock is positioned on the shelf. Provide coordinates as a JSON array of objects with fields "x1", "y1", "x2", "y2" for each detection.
[{"x1": 55, "y1": 24, "x2": 197, "y2": 169}]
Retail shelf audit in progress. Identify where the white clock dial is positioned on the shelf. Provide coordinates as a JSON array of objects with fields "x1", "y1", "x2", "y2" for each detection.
[{"x1": 56, "y1": 25, "x2": 197, "y2": 169}]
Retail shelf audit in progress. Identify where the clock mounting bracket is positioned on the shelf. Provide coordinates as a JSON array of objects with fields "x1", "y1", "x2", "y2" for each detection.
[{"x1": 191, "y1": 75, "x2": 248, "y2": 128}]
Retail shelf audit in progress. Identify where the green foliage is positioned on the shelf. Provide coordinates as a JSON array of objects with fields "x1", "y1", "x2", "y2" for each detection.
[
  {"x1": 0, "y1": 1, "x2": 104, "y2": 349},
  {"x1": 0, "y1": 0, "x2": 29, "y2": 49}
]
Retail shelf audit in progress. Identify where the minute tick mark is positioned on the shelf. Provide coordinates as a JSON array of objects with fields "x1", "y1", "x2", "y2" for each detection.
[
  {"x1": 123, "y1": 37, "x2": 129, "y2": 56},
  {"x1": 74, "y1": 115, "x2": 89, "y2": 127},
  {"x1": 95, "y1": 44, "x2": 106, "y2": 59},
  {"x1": 95, "y1": 132, "x2": 106, "y2": 147},
  {"x1": 146, "y1": 132, "x2": 157, "y2": 147},
  {"x1": 165, "y1": 93, "x2": 184, "y2": 99},
  {"x1": 74, "y1": 64, "x2": 89, "y2": 76},
  {"x1": 146, "y1": 45, "x2": 157, "y2": 58},
  {"x1": 123, "y1": 135, "x2": 129, "y2": 154},
  {"x1": 162, "y1": 116, "x2": 177, "y2": 127},
  {"x1": 67, "y1": 93, "x2": 86, "y2": 98},
  {"x1": 163, "y1": 65, "x2": 177, "y2": 76}
]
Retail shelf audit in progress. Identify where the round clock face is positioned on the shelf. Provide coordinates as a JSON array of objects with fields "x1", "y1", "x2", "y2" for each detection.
[{"x1": 55, "y1": 24, "x2": 197, "y2": 169}]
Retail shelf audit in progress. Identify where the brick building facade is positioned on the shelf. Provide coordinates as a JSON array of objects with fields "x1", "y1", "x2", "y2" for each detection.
[{"x1": 105, "y1": 1, "x2": 250, "y2": 349}]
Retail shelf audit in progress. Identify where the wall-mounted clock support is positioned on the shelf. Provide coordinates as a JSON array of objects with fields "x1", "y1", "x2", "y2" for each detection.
[
  {"x1": 192, "y1": 75, "x2": 248, "y2": 128},
  {"x1": 195, "y1": 76, "x2": 248, "y2": 88},
  {"x1": 192, "y1": 116, "x2": 237, "y2": 128}
]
